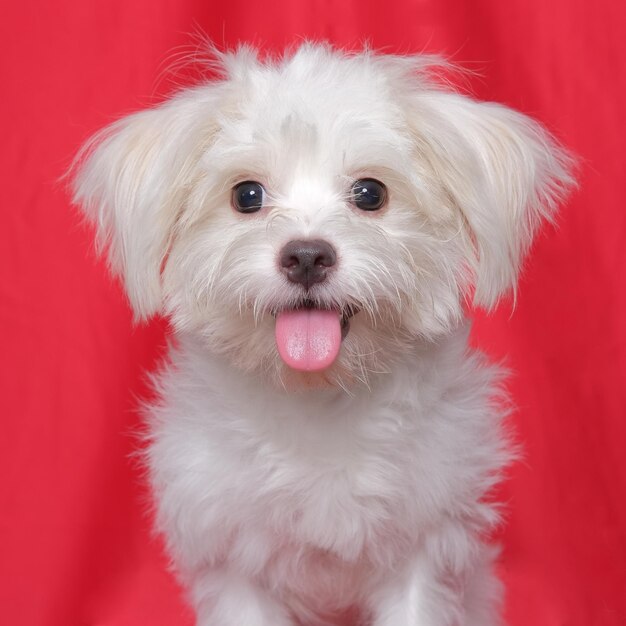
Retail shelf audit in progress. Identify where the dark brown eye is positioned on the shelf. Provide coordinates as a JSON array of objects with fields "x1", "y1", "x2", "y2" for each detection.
[
  {"x1": 232, "y1": 181, "x2": 265, "y2": 213},
  {"x1": 350, "y1": 178, "x2": 387, "y2": 211}
]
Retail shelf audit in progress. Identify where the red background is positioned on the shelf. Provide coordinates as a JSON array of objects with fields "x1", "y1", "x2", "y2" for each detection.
[{"x1": 1, "y1": 1, "x2": 625, "y2": 624}]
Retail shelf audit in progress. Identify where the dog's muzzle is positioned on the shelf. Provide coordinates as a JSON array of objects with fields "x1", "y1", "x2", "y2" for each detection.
[{"x1": 273, "y1": 241, "x2": 357, "y2": 372}]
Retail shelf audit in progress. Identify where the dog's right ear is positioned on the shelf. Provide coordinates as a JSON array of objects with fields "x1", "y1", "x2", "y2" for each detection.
[{"x1": 72, "y1": 91, "x2": 215, "y2": 320}]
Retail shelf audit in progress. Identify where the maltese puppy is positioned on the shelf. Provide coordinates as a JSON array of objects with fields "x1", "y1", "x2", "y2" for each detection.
[{"x1": 73, "y1": 44, "x2": 573, "y2": 626}]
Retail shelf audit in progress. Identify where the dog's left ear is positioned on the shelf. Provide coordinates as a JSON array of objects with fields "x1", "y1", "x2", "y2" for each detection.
[
  {"x1": 409, "y1": 90, "x2": 576, "y2": 308},
  {"x1": 72, "y1": 92, "x2": 215, "y2": 319}
]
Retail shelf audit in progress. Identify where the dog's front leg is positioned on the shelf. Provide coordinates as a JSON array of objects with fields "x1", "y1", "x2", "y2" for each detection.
[
  {"x1": 191, "y1": 570, "x2": 293, "y2": 626},
  {"x1": 368, "y1": 557, "x2": 464, "y2": 626},
  {"x1": 368, "y1": 542, "x2": 502, "y2": 626}
]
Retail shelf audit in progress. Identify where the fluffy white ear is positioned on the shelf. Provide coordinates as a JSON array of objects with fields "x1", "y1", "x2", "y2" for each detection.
[
  {"x1": 410, "y1": 91, "x2": 575, "y2": 308},
  {"x1": 72, "y1": 91, "x2": 214, "y2": 319}
]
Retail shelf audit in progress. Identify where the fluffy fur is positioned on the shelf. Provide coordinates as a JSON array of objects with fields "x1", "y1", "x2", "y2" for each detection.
[{"x1": 73, "y1": 44, "x2": 574, "y2": 625}]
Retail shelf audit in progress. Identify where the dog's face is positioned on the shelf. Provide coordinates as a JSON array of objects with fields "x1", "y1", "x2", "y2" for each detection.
[{"x1": 74, "y1": 45, "x2": 573, "y2": 387}]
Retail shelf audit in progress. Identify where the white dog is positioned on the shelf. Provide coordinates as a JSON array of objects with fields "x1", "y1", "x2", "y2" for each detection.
[{"x1": 73, "y1": 44, "x2": 573, "y2": 626}]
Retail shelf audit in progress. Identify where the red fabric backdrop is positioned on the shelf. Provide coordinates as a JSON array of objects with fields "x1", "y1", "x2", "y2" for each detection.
[{"x1": 1, "y1": 1, "x2": 625, "y2": 624}]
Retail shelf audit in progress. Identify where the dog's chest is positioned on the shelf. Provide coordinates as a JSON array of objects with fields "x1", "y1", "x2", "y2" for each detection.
[
  {"x1": 217, "y1": 409, "x2": 418, "y2": 591},
  {"x1": 151, "y1": 357, "x2": 441, "y2": 578},
  {"x1": 239, "y1": 408, "x2": 414, "y2": 549}
]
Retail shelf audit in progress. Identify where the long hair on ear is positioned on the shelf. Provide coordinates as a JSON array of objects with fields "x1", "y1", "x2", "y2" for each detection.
[
  {"x1": 400, "y1": 72, "x2": 576, "y2": 308},
  {"x1": 71, "y1": 86, "x2": 222, "y2": 319}
]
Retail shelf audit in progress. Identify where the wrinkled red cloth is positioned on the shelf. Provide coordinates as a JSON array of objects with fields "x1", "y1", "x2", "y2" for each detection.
[{"x1": 1, "y1": 1, "x2": 624, "y2": 624}]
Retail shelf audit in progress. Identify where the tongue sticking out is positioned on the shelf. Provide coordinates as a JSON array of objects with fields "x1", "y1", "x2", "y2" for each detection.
[{"x1": 275, "y1": 309, "x2": 342, "y2": 372}]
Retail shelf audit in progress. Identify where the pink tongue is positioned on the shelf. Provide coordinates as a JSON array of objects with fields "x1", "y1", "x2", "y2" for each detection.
[{"x1": 275, "y1": 309, "x2": 342, "y2": 372}]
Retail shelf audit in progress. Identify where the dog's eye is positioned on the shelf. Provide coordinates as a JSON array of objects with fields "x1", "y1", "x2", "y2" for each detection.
[
  {"x1": 232, "y1": 181, "x2": 265, "y2": 213},
  {"x1": 350, "y1": 179, "x2": 387, "y2": 211}
]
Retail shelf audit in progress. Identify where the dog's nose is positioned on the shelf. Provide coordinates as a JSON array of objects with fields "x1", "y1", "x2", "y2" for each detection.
[{"x1": 279, "y1": 239, "x2": 337, "y2": 290}]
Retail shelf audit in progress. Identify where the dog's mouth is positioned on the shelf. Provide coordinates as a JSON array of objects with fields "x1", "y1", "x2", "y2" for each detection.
[{"x1": 273, "y1": 299, "x2": 358, "y2": 372}]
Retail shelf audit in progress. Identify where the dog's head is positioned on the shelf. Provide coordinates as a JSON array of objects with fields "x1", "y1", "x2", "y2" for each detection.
[{"x1": 73, "y1": 44, "x2": 574, "y2": 387}]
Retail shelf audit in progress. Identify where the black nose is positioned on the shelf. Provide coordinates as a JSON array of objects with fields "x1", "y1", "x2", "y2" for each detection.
[{"x1": 279, "y1": 239, "x2": 337, "y2": 290}]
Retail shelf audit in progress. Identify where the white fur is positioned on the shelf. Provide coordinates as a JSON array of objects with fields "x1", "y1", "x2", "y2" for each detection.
[{"x1": 73, "y1": 44, "x2": 574, "y2": 625}]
